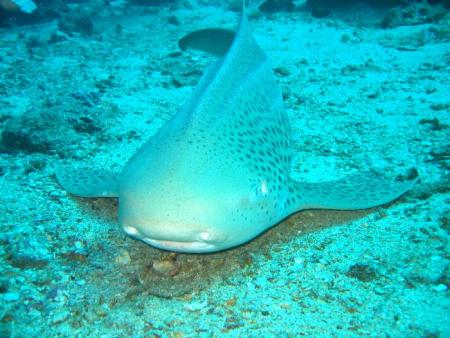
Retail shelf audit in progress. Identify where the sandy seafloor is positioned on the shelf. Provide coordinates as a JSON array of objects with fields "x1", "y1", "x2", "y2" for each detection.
[{"x1": 0, "y1": 0, "x2": 449, "y2": 337}]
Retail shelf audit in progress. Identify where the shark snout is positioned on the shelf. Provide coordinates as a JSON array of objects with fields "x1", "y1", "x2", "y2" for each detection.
[
  {"x1": 122, "y1": 223, "x2": 211, "y2": 242},
  {"x1": 121, "y1": 222, "x2": 222, "y2": 253}
]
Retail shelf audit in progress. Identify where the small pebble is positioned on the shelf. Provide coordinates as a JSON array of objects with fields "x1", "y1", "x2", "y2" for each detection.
[
  {"x1": 225, "y1": 297, "x2": 236, "y2": 307},
  {"x1": 114, "y1": 249, "x2": 131, "y2": 265},
  {"x1": 294, "y1": 257, "x2": 305, "y2": 265},
  {"x1": 152, "y1": 260, "x2": 180, "y2": 277},
  {"x1": 432, "y1": 284, "x2": 447, "y2": 292},
  {"x1": 184, "y1": 299, "x2": 208, "y2": 312},
  {"x1": 51, "y1": 308, "x2": 70, "y2": 324},
  {"x1": 279, "y1": 303, "x2": 292, "y2": 310},
  {"x1": 4, "y1": 292, "x2": 19, "y2": 302},
  {"x1": 274, "y1": 66, "x2": 290, "y2": 77},
  {"x1": 95, "y1": 304, "x2": 110, "y2": 317},
  {"x1": 151, "y1": 254, "x2": 180, "y2": 277}
]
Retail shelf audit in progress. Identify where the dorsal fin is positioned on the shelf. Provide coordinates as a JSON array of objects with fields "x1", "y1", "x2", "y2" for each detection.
[{"x1": 184, "y1": 4, "x2": 270, "y2": 124}]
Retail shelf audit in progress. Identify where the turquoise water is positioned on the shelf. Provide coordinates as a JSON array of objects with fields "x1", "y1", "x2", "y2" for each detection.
[{"x1": 0, "y1": 0, "x2": 449, "y2": 337}]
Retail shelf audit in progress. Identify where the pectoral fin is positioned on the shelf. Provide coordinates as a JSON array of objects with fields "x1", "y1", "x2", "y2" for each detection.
[
  {"x1": 286, "y1": 168, "x2": 419, "y2": 214},
  {"x1": 55, "y1": 167, "x2": 119, "y2": 198}
]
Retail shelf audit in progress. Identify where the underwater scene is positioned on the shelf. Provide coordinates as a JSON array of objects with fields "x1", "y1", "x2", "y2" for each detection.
[{"x1": 1, "y1": 0, "x2": 449, "y2": 336}]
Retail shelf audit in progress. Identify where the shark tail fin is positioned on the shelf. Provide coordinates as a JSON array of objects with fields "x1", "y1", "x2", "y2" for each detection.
[{"x1": 178, "y1": 28, "x2": 235, "y2": 56}]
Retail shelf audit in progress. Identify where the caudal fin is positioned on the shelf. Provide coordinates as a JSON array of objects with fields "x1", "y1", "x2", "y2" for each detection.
[{"x1": 285, "y1": 168, "x2": 418, "y2": 214}]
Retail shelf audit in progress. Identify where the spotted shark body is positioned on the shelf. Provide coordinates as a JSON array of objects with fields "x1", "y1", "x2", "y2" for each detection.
[{"x1": 56, "y1": 5, "x2": 418, "y2": 253}]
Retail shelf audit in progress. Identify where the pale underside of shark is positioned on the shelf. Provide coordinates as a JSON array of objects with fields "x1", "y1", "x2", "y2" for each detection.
[{"x1": 56, "y1": 4, "x2": 418, "y2": 253}]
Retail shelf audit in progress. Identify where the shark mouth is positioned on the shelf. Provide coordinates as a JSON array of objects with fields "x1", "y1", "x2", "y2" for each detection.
[{"x1": 142, "y1": 238, "x2": 217, "y2": 253}]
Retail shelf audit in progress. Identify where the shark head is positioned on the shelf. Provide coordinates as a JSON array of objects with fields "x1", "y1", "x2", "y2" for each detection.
[{"x1": 117, "y1": 147, "x2": 280, "y2": 253}]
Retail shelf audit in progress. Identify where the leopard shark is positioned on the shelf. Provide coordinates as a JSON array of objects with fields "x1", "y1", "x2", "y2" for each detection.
[{"x1": 56, "y1": 3, "x2": 418, "y2": 253}]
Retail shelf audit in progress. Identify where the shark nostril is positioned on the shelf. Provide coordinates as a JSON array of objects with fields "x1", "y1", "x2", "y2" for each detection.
[{"x1": 199, "y1": 231, "x2": 210, "y2": 241}]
